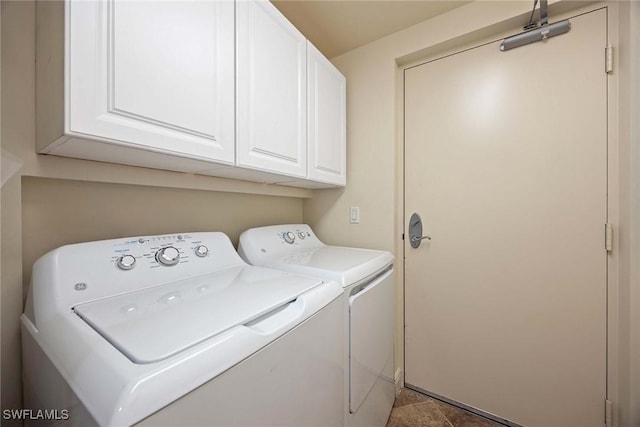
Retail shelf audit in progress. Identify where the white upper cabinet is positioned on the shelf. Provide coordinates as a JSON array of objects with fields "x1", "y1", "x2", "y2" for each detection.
[
  {"x1": 236, "y1": 0, "x2": 308, "y2": 178},
  {"x1": 307, "y1": 42, "x2": 347, "y2": 186},
  {"x1": 38, "y1": 0, "x2": 235, "y2": 169},
  {"x1": 37, "y1": 0, "x2": 346, "y2": 188}
]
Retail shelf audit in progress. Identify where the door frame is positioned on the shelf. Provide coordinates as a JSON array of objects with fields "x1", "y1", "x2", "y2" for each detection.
[{"x1": 393, "y1": 1, "x2": 622, "y2": 423}]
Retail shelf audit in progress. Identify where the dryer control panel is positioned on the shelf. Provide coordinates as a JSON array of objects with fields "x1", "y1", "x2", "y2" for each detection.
[{"x1": 238, "y1": 224, "x2": 325, "y2": 265}]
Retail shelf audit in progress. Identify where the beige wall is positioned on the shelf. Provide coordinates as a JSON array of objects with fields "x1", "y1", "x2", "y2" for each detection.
[
  {"x1": 2, "y1": 1, "x2": 32, "y2": 419},
  {"x1": 1, "y1": 1, "x2": 306, "y2": 418},
  {"x1": 303, "y1": 1, "x2": 639, "y2": 426},
  {"x1": 3, "y1": 1, "x2": 639, "y2": 426},
  {"x1": 21, "y1": 177, "x2": 304, "y2": 294},
  {"x1": 630, "y1": 4, "x2": 639, "y2": 425},
  {"x1": 303, "y1": 43, "x2": 395, "y2": 252},
  {"x1": 617, "y1": 1, "x2": 640, "y2": 426}
]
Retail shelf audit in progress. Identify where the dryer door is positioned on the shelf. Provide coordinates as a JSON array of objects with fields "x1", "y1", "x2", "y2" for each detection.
[{"x1": 348, "y1": 268, "x2": 394, "y2": 413}]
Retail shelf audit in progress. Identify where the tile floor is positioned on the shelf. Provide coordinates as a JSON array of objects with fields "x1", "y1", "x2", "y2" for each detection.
[{"x1": 386, "y1": 388, "x2": 504, "y2": 427}]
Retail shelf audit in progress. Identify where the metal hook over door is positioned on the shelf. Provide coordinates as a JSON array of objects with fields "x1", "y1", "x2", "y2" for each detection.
[{"x1": 409, "y1": 213, "x2": 431, "y2": 248}]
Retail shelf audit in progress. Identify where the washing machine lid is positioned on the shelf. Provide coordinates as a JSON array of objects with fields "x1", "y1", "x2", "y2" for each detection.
[
  {"x1": 270, "y1": 246, "x2": 393, "y2": 286},
  {"x1": 73, "y1": 266, "x2": 323, "y2": 364}
]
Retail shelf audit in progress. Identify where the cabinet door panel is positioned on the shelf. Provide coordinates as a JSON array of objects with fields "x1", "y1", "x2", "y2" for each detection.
[
  {"x1": 68, "y1": 0, "x2": 234, "y2": 163},
  {"x1": 237, "y1": 0, "x2": 307, "y2": 177},
  {"x1": 307, "y1": 42, "x2": 346, "y2": 186}
]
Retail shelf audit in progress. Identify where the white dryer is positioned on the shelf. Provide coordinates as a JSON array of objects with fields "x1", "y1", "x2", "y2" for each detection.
[
  {"x1": 21, "y1": 232, "x2": 344, "y2": 427},
  {"x1": 238, "y1": 224, "x2": 395, "y2": 427}
]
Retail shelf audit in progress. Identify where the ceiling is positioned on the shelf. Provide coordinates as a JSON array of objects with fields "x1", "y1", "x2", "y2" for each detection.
[{"x1": 271, "y1": 1, "x2": 472, "y2": 58}]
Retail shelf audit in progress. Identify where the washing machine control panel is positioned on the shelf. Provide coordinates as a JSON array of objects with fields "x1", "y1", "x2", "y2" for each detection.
[
  {"x1": 115, "y1": 254, "x2": 137, "y2": 270},
  {"x1": 283, "y1": 231, "x2": 296, "y2": 244},
  {"x1": 113, "y1": 236, "x2": 218, "y2": 272},
  {"x1": 155, "y1": 246, "x2": 181, "y2": 266},
  {"x1": 111, "y1": 234, "x2": 207, "y2": 271},
  {"x1": 36, "y1": 232, "x2": 246, "y2": 309}
]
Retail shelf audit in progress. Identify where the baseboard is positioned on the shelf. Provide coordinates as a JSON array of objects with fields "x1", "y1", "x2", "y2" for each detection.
[{"x1": 394, "y1": 368, "x2": 403, "y2": 396}]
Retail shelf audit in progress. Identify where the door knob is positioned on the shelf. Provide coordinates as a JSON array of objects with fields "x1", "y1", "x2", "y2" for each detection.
[{"x1": 409, "y1": 213, "x2": 431, "y2": 249}]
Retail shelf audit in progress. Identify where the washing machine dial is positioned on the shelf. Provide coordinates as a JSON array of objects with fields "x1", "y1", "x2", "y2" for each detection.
[
  {"x1": 283, "y1": 231, "x2": 296, "y2": 244},
  {"x1": 156, "y1": 246, "x2": 180, "y2": 266},
  {"x1": 297, "y1": 231, "x2": 306, "y2": 240},
  {"x1": 194, "y1": 245, "x2": 209, "y2": 257},
  {"x1": 116, "y1": 254, "x2": 136, "y2": 271}
]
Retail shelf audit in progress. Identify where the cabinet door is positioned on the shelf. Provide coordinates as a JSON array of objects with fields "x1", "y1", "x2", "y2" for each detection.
[
  {"x1": 307, "y1": 42, "x2": 346, "y2": 186},
  {"x1": 236, "y1": 0, "x2": 307, "y2": 178},
  {"x1": 68, "y1": 0, "x2": 235, "y2": 163}
]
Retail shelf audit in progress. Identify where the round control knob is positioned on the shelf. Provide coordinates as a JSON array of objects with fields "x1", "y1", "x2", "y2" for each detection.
[
  {"x1": 283, "y1": 231, "x2": 296, "y2": 244},
  {"x1": 194, "y1": 245, "x2": 209, "y2": 257},
  {"x1": 156, "y1": 246, "x2": 180, "y2": 266},
  {"x1": 297, "y1": 231, "x2": 306, "y2": 240},
  {"x1": 116, "y1": 254, "x2": 136, "y2": 271}
]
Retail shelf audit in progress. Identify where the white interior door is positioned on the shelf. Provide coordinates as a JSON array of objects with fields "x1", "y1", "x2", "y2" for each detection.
[{"x1": 404, "y1": 9, "x2": 607, "y2": 427}]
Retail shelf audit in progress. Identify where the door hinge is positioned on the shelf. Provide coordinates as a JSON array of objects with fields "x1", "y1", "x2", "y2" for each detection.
[
  {"x1": 606, "y1": 44, "x2": 614, "y2": 74},
  {"x1": 605, "y1": 223, "x2": 613, "y2": 252},
  {"x1": 605, "y1": 399, "x2": 613, "y2": 427}
]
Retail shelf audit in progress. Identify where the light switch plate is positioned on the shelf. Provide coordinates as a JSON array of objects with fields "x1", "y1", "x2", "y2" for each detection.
[{"x1": 349, "y1": 207, "x2": 360, "y2": 224}]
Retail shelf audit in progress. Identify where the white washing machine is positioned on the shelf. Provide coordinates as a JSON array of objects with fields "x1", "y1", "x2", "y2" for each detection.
[
  {"x1": 238, "y1": 224, "x2": 395, "y2": 427},
  {"x1": 21, "y1": 232, "x2": 344, "y2": 427}
]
